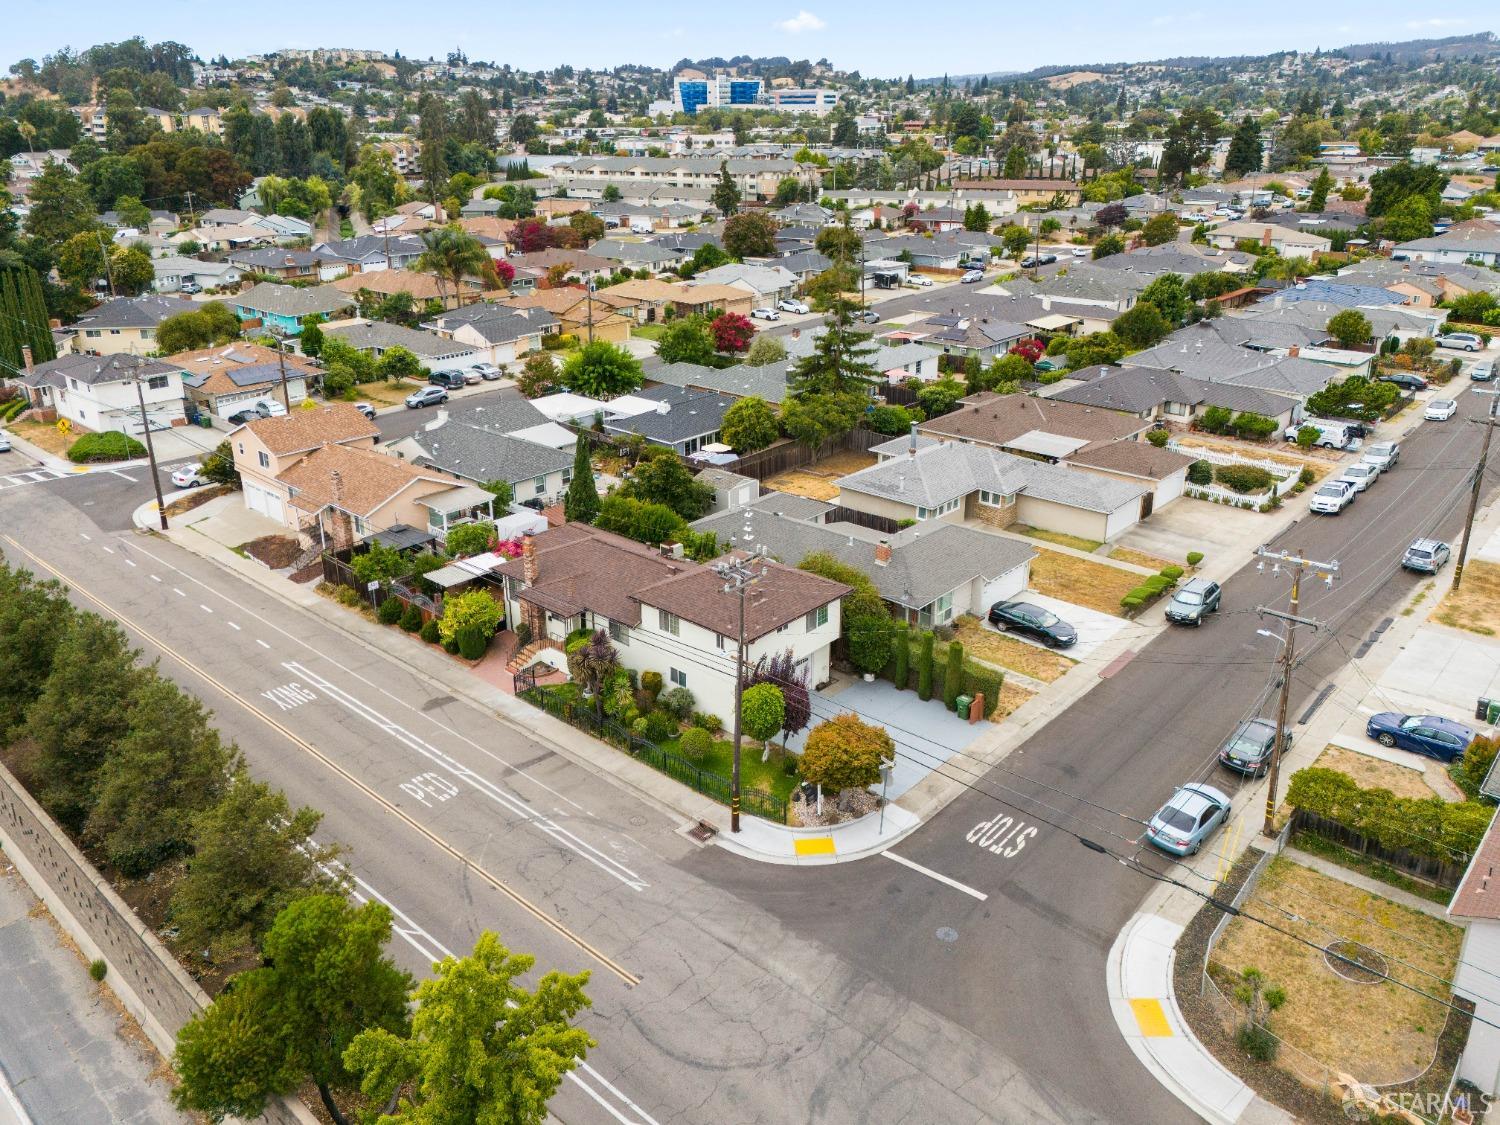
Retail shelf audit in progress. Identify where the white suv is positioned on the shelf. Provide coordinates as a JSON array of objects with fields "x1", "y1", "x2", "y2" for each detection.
[{"x1": 1309, "y1": 479, "x2": 1357, "y2": 514}]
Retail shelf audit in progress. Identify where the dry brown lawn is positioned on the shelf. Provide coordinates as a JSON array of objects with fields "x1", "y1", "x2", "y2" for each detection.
[
  {"x1": 1109, "y1": 546, "x2": 1175, "y2": 570},
  {"x1": 765, "y1": 451, "x2": 875, "y2": 502},
  {"x1": 1432, "y1": 559, "x2": 1500, "y2": 637},
  {"x1": 8, "y1": 418, "x2": 78, "y2": 458},
  {"x1": 1029, "y1": 549, "x2": 1140, "y2": 617},
  {"x1": 991, "y1": 679, "x2": 1035, "y2": 720},
  {"x1": 1175, "y1": 435, "x2": 1333, "y2": 478},
  {"x1": 953, "y1": 615, "x2": 1076, "y2": 683},
  {"x1": 1311, "y1": 745, "x2": 1439, "y2": 800},
  {"x1": 1211, "y1": 856, "x2": 1461, "y2": 1086},
  {"x1": 352, "y1": 379, "x2": 419, "y2": 408},
  {"x1": 1011, "y1": 523, "x2": 1104, "y2": 553}
]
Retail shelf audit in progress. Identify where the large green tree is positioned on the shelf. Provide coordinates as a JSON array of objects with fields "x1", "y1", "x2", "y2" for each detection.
[
  {"x1": 1222, "y1": 117, "x2": 1263, "y2": 179},
  {"x1": 344, "y1": 931, "x2": 594, "y2": 1125},
  {"x1": 172, "y1": 896, "x2": 413, "y2": 1125},
  {"x1": 0, "y1": 265, "x2": 58, "y2": 369},
  {"x1": 1367, "y1": 162, "x2": 1446, "y2": 218},
  {"x1": 787, "y1": 304, "x2": 881, "y2": 397},
  {"x1": 655, "y1": 316, "x2": 716, "y2": 366},
  {"x1": 564, "y1": 432, "x2": 600, "y2": 523},
  {"x1": 415, "y1": 225, "x2": 489, "y2": 309},
  {"x1": 560, "y1": 341, "x2": 642, "y2": 399},
  {"x1": 1326, "y1": 309, "x2": 1372, "y2": 349},
  {"x1": 23, "y1": 159, "x2": 98, "y2": 244},
  {"x1": 720, "y1": 396, "x2": 779, "y2": 453},
  {"x1": 624, "y1": 449, "x2": 713, "y2": 519},
  {"x1": 722, "y1": 211, "x2": 777, "y2": 259},
  {"x1": 711, "y1": 160, "x2": 740, "y2": 217}
]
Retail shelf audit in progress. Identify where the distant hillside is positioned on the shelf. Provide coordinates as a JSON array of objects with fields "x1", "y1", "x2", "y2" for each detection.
[{"x1": 1334, "y1": 31, "x2": 1499, "y2": 63}]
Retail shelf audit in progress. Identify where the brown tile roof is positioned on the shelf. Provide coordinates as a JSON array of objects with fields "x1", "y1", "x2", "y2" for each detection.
[
  {"x1": 672, "y1": 283, "x2": 749, "y2": 306},
  {"x1": 331, "y1": 269, "x2": 466, "y2": 302},
  {"x1": 641, "y1": 556, "x2": 849, "y2": 643},
  {"x1": 495, "y1": 288, "x2": 591, "y2": 316},
  {"x1": 919, "y1": 393, "x2": 1148, "y2": 452},
  {"x1": 608, "y1": 278, "x2": 686, "y2": 303},
  {"x1": 492, "y1": 524, "x2": 687, "y2": 626},
  {"x1": 167, "y1": 342, "x2": 319, "y2": 397},
  {"x1": 1450, "y1": 818, "x2": 1500, "y2": 920},
  {"x1": 508, "y1": 248, "x2": 616, "y2": 274},
  {"x1": 1065, "y1": 439, "x2": 1196, "y2": 480},
  {"x1": 240, "y1": 402, "x2": 379, "y2": 455},
  {"x1": 279, "y1": 443, "x2": 452, "y2": 518},
  {"x1": 458, "y1": 217, "x2": 519, "y2": 242}
]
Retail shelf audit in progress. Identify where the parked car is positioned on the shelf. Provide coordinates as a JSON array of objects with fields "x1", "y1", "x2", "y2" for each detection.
[
  {"x1": 460, "y1": 367, "x2": 483, "y2": 385},
  {"x1": 1425, "y1": 398, "x2": 1458, "y2": 421},
  {"x1": 1437, "y1": 332, "x2": 1483, "y2": 352},
  {"x1": 986, "y1": 600, "x2": 1078, "y2": 648},
  {"x1": 354, "y1": 402, "x2": 377, "y2": 420},
  {"x1": 778, "y1": 298, "x2": 811, "y2": 313},
  {"x1": 471, "y1": 362, "x2": 503, "y2": 381},
  {"x1": 428, "y1": 369, "x2": 467, "y2": 390},
  {"x1": 179, "y1": 280, "x2": 202, "y2": 295},
  {"x1": 960, "y1": 269, "x2": 985, "y2": 284},
  {"x1": 1309, "y1": 479, "x2": 1357, "y2": 514},
  {"x1": 1019, "y1": 256, "x2": 1042, "y2": 268},
  {"x1": 1217, "y1": 719, "x2": 1289, "y2": 776},
  {"x1": 1165, "y1": 578, "x2": 1221, "y2": 626},
  {"x1": 1338, "y1": 463, "x2": 1379, "y2": 493},
  {"x1": 1039, "y1": 253, "x2": 1059, "y2": 265},
  {"x1": 1285, "y1": 418, "x2": 1358, "y2": 450},
  {"x1": 405, "y1": 386, "x2": 449, "y2": 409},
  {"x1": 226, "y1": 404, "x2": 272, "y2": 425},
  {"x1": 170, "y1": 464, "x2": 206, "y2": 488},
  {"x1": 854, "y1": 309, "x2": 880, "y2": 324},
  {"x1": 1366, "y1": 712, "x2": 1477, "y2": 762},
  {"x1": 1071, "y1": 246, "x2": 1090, "y2": 258},
  {"x1": 1470, "y1": 360, "x2": 1495, "y2": 382},
  {"x1": 1380, "y1": 372, "x2": 1428, "y2": 392},
  {"x1": 0, "y1": 433, "x2": 10, "y2": 453},
  {"x1": 1362, "y1": 440, "x2": 1400, "y2": 473},
  {"x1": 751, "y1": 307, "x2": 781, "y2": 321},
  {"x1": 906, "y1": 276, "x2": 933, "y2": 288},
  {"x1": 1145, "y1": 783, "x2": 1231, "y2": 856},
  {"x1": 1402, "y1": 538, "x2": 1451, "y2": 574}
]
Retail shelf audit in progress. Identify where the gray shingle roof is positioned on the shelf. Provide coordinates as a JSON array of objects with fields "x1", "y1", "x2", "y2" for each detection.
[
  {"x1": 410, "y1": 420, "x2": 572, "y2": 485},
  {"x1": 70, "y1": 294, "x2": 197, "y2": 331},
  {"x1": 235, "y1": 282, "x2": 353, "y2": 319},
  {"x1": 25, "y1": 352, "x2": 177, "y2": 388},
  {"x1": 430, "y1": 305, "x2": 558, "y2": 344},
  {"x1": 1051, "y1": 366, "x2": 1298, "y2": 417},
  {"x1": 604, "y1": 387, "x2": 733, "y2": 446},
  {"x1": 646, "y1": 360, "x2": 790, "y2": 405},
  {"x1": 325, "y1": 321, "x2": 478, "y2": 361}
]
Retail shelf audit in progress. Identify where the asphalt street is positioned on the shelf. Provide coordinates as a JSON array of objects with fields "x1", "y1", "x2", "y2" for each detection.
[{"x1": 0, "y1": 372, "x2": 1491, "y2": 1124}]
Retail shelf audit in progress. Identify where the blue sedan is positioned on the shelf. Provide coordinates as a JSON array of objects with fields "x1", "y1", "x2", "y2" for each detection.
[
  {"x1": 1145, "y1": 783, "x2": 1231, "y2": 857},
  {"x1": 1365, "y1": 712, "x2": 1477, "y2": 763}
]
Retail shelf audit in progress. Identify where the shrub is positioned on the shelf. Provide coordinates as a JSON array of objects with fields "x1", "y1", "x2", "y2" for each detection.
[
  {"x1": 333, "y1": 584, "x2": 362, "y2": 608},
  {"x1": 514, "y1": 621, "x2": 532, "y2": 648},
  {"x1": 1126, "y1": 584, "x2": 1157, "y2": 602},
  {"x1": 445, "y1": 521, "x2": 496, "y2": 558},
  {"x1": 740, "y1": 683, "x2": 786, "y2": 744},
  {"x1": 439, "y1": 589, "x2": 503, "y2": 645},
  {"x1": 68, "y1": 431, "x2": 146, "y2": 463},
  {"x1": 1121, "y1": 595, "x2": 1144, "y2": 611},
  {"x1": 917, "y1": 631, "x2": 935, "y2": 701},
  {"x1": 1286, "y1": 767, "x2": 1494, "y2": 864},
  {"x1": 691, "y1": 711, "x2": 722, "y2": 733},
  {"x1": 1187, "y1": 460, "x2": 1213, "y2": 485},
  {"x1": 1236, "y1": 1023, "x2": 1279, "y2": 1062},
  {"x1": 1159, "y1": 565, "x2": 1184, "y2": 582},
  {"x1": 630, "y1": 716, "x2": 649, "y2": 737},
  {"x1": 944, "y1": 641, "x2": 964, "y2": 709},
  {"x1": 659, "y1": 685, "x2": 694, "y2": 720},
  {"x1": 419, "y1": 618, "x2": 441, "y2": 644},
  {"x1": 1213, "y1": 464, "x2": 1274, "y2": 494},
  {"x1": 891, "y1": 622, "x2": 910, "y2": 685},
  {"x1": 1186, "y1": 551, "x2": 1204, "y2": 567},
  {"x1": 88, "y1": 958, "x2": 108, "y2": 982},
  {"x1": 398, "y1": 604, "x2": 424, "y2": 632},
  {"x1": 377, "y1": 597, "x2": 404, "y2": 625},
  {"x1": 848, "y1": 613, "x2": 894, "y2": 676},
  {"x1": 680, "y1": 727, "x2": 713, "y2": 761},
  {"x1": 963, "y1": 662, "x2": 1004, "y2": 717},
  {"x1": 1146, "y1": 429, "x2": 1170, "y2": 448},
  {"x1": 1298, "y1": 467, "x2": 1316, "y2": 487},
  {"x1": 456, "y1": 624, "x2": 488, "y2": 660},
  {"x1": 1450, "y1": 736, "x2": 1499, "y2": 801},
  {"x1": 442, "y1": 636, "x2": 460, "y2": 654},
  {"x1": 640, "y1": 671, "x2": 664, "y2": 700},
  {"x1": 642, "y1": 710, "x2": 678, "y2": 743}
]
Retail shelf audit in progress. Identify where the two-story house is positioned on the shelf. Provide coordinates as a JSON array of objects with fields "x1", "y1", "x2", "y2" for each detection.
[
  {"x1": 493, "y1": 525, "x2": 849, "y2": 718},
  {"x1": 230, "y1": 403, "x2": 379, "y2": 524},
  {"x1": 66, "y1": 294, "x2": 198, "y2": 356},
  {"x1": 168, "y1": 342, "x2": 318, "y2": 420},
  {"x1": 20, "y1": 353, "x2": 184, "y2": 435}
]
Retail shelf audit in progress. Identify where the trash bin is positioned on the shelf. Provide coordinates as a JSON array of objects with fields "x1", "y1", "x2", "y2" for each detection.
[
  {"x1": 1480, "y1": 699, "x2": 1492, "y2": 722},
  {"x1": 955, "y1": 693, "x2": 972, "y2": 716},
  {"x1": 199, "y1": 415, "x2": 213, "y2": 428}
]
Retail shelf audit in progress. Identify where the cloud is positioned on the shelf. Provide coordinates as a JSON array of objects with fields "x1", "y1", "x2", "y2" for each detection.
[
  {"x1": 775, "y1": 10, "x2": 826, "y2": 33},
  {"x1": 1405, "y1": 17, "x2": 1465, "y2": 28}
]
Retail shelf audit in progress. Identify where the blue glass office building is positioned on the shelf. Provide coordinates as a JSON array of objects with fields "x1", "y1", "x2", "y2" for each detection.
[{"x1": 677, "y1": 81, "x2": 709, "y2": 115}]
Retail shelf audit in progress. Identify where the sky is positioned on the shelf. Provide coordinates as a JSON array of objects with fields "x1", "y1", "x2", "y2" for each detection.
[{"x1": 2, "y1": 0, "x2": 1492, "y2": 80}]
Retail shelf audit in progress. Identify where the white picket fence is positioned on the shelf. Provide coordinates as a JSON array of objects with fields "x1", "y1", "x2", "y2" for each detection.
[{"x1": 1171, "y1": 440, "x2": 1303, "y2": 508}]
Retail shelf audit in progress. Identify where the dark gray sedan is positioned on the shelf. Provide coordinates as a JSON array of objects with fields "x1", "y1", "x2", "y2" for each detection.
[{"x1": 1217, "y1": 718, "x2": 1289, "y2": 776}]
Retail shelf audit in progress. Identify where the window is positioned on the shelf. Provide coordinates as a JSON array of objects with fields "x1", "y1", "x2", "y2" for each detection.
[
  {"x1": 934, "y1": 592, "x2": 953, "y2": 624},
  {"x1": 978, "y1": 489, "x2": 1012, "y2": 508},
  {"x1": 533, "y1": 477, "x2": 546, "y2": 496},
  {"x1": 68, "y1": 378, "x2": 78, "y2": 390},
  {"x1": 715, "y1": 633, "x2": 726, "y2": 650},
  {"x1": 608, "y1": 619, "x2": 630, "y2": 646},
  {"x1": 109, "y1": 329, "x2": 121, "y2": 335},
  {"x1": 85, "y1": 330, "x2": 101, "y2": 338},
  {"x1": 146, "y1": 375, "x2": 169, "y2": 391},
  {"x1": 237, "y1": 443, "x2": 244, "y2": 454},
  {"x1": 805, "y1": 605, "x2": 829, "y2": 629},
  {"x1": 670, "y1": 667, "x2": 687, "y2": 688},
  {"x1": 917, "y1": 497, "x2": 960, "y2": 520},
  {"x1": 142, "y1": 329, "x2": 154, "y2": 339},
  {"x1": 658, "y1": 609, "x2": 679, "y2": 636},
  {"x1": 1165, "y1": 401, "x2": 1187, "y2": 416},
  {"x1": 257, "y1": 451, "x2": 269, "y2": 469}
]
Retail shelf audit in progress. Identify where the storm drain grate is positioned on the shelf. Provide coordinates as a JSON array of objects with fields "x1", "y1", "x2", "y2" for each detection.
[{"x1": 685, "y1": 820, "x2": 717, "y2": 843}]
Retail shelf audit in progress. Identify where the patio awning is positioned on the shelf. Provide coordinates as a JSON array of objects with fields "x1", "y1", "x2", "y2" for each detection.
[
  {"x1": 1027, "y1": 313, "x2": 1083, "y2": 332},
  {"x1": 418, "y1": 483, "x2": 495, "y2": 514},
  {"x1": 360, "y1": 523, "x2": 437, "y2": 552},
  {"x1": 1004, "y1": 430, "x2": 1090, "y2": 459},
  {"x1": 422, "y1": 553, "x2": 505, "y2": 589}
]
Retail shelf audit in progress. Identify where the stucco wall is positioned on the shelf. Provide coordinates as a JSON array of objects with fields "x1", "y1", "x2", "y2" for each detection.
[{"x1": 1014, "y1": 495, "x2": 1109, "y2": 541}]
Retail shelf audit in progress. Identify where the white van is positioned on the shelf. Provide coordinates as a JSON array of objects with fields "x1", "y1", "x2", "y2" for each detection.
[
  {"x1": 629, "y1": 219, "x2": 654, "y2": 235},
  {"x1": 1285, "y1": 418, "x2": 1358, "y2": 450}
]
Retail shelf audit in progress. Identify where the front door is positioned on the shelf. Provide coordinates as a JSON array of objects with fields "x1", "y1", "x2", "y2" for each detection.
[{"x1": 1140, "y1": 490, "x2": 1154, "y2": 520}]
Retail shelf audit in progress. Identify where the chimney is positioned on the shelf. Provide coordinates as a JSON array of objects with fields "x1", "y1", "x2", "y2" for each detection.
[
  {"x1": 327, "y1": 468, "x2": 355, "y2": 554},
  {"x1": 522, "y1": 532, "x2": 539, "y2": 584},
  {"x1": 20, "y1": 345, "x2": 34, "y2": 374},
  {"x1": 874, "y1": 540, "x2": 892, "y2": 566},
  {"x1": 1041, "y1": 296, "x2": 1051, "y2": 311},
  {"x1": 1261, "y1": 227, "x2": 1272, "y2": 249},
  {"x1": 1288, "y1": 345, "x2": 1300, "y2": 358},
  {"x1": 908, "y1": 422, "x2": 918, "y2": 457}
]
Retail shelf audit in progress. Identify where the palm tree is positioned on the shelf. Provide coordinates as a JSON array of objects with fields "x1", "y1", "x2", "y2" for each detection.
[{"x1": 415, "y1": 224, "x2": 489, "y2": 309}]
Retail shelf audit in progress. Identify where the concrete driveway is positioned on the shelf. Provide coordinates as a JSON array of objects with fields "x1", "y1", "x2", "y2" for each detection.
[
  {"x1": 1008, "y1": 590, "x2": 1129, "y2": 662},
  {"x1": 1112, "y1": 497, "x2": 1270, "y2": 571},
  {"x1": 781, "y1": 676, "x2": 987, "y2": 800}
]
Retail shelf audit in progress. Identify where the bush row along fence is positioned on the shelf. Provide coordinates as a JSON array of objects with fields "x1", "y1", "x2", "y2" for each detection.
[
  {"x1": 1290, "y1": 809, "x2": 1468, "y2": 890},
  {"x1": 1183, "y1": 483, "x2": 1284, "y2": 511},
  {"x1": 879, "y1": 631, "x2": 1005, "y2": 718},
  {"x1": 520, "y1": 687, "x2": 788, "y2": 825}
]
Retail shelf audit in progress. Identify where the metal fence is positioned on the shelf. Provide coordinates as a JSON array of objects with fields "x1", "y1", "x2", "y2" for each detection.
[{"x1": 520, "y1": 687, "x2": 788, "y2": 824}]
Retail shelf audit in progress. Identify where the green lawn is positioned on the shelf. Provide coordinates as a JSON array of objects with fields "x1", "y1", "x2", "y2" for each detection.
[
  {"x1": 661, "y1": 735, "x2": 799, "y2": 804},
  {"x1": 631, "y1": 323, "x2": 667, "y2": 341}
]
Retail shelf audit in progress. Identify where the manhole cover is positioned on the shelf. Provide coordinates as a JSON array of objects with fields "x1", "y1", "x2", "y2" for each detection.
[
  {"x1": 1324, "y1": 940, "x2": 1387, "y2": 984},
  {"x1": 935, "y1": 927, "x2": 959, "y2": 943}
]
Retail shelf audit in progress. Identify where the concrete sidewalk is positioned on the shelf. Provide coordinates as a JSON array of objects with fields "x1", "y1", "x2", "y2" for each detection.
[{"x1": 133, "y1": 498, "x2": 924, "y2": 865}]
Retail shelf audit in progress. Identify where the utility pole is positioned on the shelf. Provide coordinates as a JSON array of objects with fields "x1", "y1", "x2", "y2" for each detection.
[
  {"x1": 1452, "y1": 389, "x2": 1500, "y2": 592},
  {"x1": 585, "y1": 278, "x2": 595, "y2": 345},
  {"x1": 275, "y1": 336, "x2": 293, "y2": 412},
  {"x1": 714, "y1": 553, "x2": 765, "y2": 833},
  {"x1": 135, "y1": 377, "x2": 169, "y2": 532},
  {"x1": 183, "y1": 189, "x2": 198, "y2": 232},
  {"x1": 95, "y1": 230, "x2": 117, "y2": 298},
  {"x1": 1254, "y1": 546, "x2": 1338, "y2": 838}
]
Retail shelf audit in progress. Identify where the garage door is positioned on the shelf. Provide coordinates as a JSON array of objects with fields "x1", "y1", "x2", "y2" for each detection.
[
  {"x1": 245, "y1": 482, "x2": 285, "y2": 524},
  {"x1": 981, "y1": 563, "x2": 1028, "y2": 609}
]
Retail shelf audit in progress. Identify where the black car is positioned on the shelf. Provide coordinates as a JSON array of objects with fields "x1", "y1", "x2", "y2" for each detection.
[
  {"x1": 1380, "y1": 373, "x2": 1429, "y2": 392},
  {"x1": 987, "y1": 599, "x2": 1078, "y2": 648},
  {"x1": 1218, "y1": 718, "x2": 1290, "y2": 776},
  {"x1": 429, "y1": 369, "x2": 468, "y2": 390}
]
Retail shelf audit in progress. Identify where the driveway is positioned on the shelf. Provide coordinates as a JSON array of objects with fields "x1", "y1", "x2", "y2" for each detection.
[
  {"x1": 1112, "y1": 496, "x2": 1270, "y2": 571},
  {"x1": 782, "y1": 676, "x2": 987, "y2": 800},
  {"x1": 1008, "y1": 590, "x2": 1129, "y2": 662}
]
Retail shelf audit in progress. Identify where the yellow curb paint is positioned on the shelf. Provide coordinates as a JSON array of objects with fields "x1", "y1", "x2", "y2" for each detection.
[
  {"x1": 1129, "y1": 998, "x2": 1173, "y2": 1038},
  {"x1": 793, "y1": 836, "x2": 836, "y2": 857}
]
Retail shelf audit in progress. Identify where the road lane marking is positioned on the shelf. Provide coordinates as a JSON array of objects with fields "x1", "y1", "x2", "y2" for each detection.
[
  {"x1": 79, "y1": 533, "x2": 92, "y2": 542},
  {"x1": 226, "y1": 620, "x2": 240, "y2": 630},
  {"x1": 172, "y1": 587, "x2": 185, "y2": 597},
  {"x1": 199, "y1": 603, "x2": 213, "y2": 613},
  {"x1": 101, "y1": 546, "x2": 114, "y2": 554},
  {"x1": 1, "y1": 533, "x2": 641, "y2": 989},
  {"x1": 884, "y1": 852, "x2": 989, "y2": 901},
  {"x1": 256, "y1": 639, "x2": 271, "y2": 649},
  {"x1": 285, "y1": 661, "x2": 647, "y2": 892},
  {"x1": 150, "y1": 574, "x2": 161, "y2": 582},
  {"x1": 124, "y1": 557, "x2": 136, "y2": 567},
  {"x1": 1129, "y1": 998, "x2": 1173, "y2": 1038}
]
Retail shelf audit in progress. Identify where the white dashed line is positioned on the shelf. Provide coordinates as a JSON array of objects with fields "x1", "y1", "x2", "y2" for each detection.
[
  {"x1": 79, "y1": 533, "x2": 92, "y2": 542},
  {"x1": 884, "y1": 852, "x2": 989, "y2": 901},
  {"x1": 150, "y1": 574, "x2": 161, "y2": 582},
  {"x1": 199, "y1": 604, "x2": 213, "y2": 614},
  {"x1": 226, "y1": 621, "x2": 241, "y2": 631},
  {"x1": 172, "y1": 587, "x2": 185, "y2": 597},
  {"x1": 124, "y1": 558, "x2": 136, "y2": 567},
  {"x1": 101, "y1": 546, "x2": 114, "y2": 554},
  {"x1": 256, "y1": 639, "x2": 271, "y2": 649}
]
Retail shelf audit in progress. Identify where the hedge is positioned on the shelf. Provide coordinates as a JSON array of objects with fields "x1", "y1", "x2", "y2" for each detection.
[
  {"x1": 881, "y1": 633, "x2": 1004, "y2": 717},
  {"x1": 917, "y1": 630, "x2": 934, "y2": 701},
  {"x1": 377, "y1": 596, "x2": 404, "y2": 625},
  {"x1": 67, "y1": 431, "x2": 146, "y2": 463},
  {"x1": 1214, "y1": 463, "x2": 1275, "y2": 494},
  {"x1": 1286, "y1": 767, "x2": 1494, "y2": 865},
  {"x1": 944, "y1": 641, "x2": 963, "y2": 709}
]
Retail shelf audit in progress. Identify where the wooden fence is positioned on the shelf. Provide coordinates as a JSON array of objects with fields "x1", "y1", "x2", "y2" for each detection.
[
  {"x1": 1291, "y1": 808, "x2": 1468, "y2": 889},
  {"x1": 826, "y1": 506, "x2": 900, "y2": 535}
]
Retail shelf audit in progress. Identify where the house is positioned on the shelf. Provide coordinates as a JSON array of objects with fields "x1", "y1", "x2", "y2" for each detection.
[
  {"x1": 836, "y1": 436, "x2": 1151, "y2": 542},
  {"x1": 330, "y1": 267, "x2": 483, "y2": 309},
  {"x1": 230, "y1": 403, "x2": 380, "y2": 524},
  {"x1": 688, "y1": 263, "x2": 799, "y2": 307},
  {"x1": 169, "y1": 342, "x2": 317, "y2": 420},
  {"x1": 397, "y1": 411, "x2": 575, "y2": 506},
  {"x1": 776, "y1": 250, "x2": 834, "y2": 282},
  {"x1": 645, "y1": 359, "x2": 795, "y2": 405},
  {"x1": 493, "y1": 288, "x2": 634, "y2": 345},
  {"x1": 66, "y1": 295, "x2": 198, "y2": 356},
  {"x1": 1050, "y1": 367, "x2": 1301, "y2": 431},
  {"x1": 692, "y1": 499, "x2": 1036, "y2": 630},
  {"x1": 278, "y1": 441, "x2": 487, "y2": 546},
  {"x1": 1029, "y1": 266, "x2": 1148, "y2": 312},
  {"x1": 310, "y1": 234, "x2": 427, "y2": 272},
  {"x1": 1394, "y1": 226, "x2": 1500, "y2": 268},
  {"x1": 232, "y1": 283, "x2": 355, "y2": 336},
  {"x1": 1210, "y1": 221, "x2": 1332, "y2": 258},
  {"x1": 695, "y1": 468, "x2": 758, "y2": 514},
  {"x1": 603, "y1": 386, "x2": 735, "y2": 455},
  {"x1": 492, "y1": 525, "x2": 848, "y2": 718},
  {"x1": 669, "y1": 283, "x2": 755, "y2": 320},
  {"x1": 228, "y1": 247, "x2": 347, "y2": 282},
  {"x1": 152, "y1": 256, "x2": 244, "y2": 293},
  {"x1": 870, "y1": 235, "x2": 966, "y2": 271},
  {"x1": 506, "y1": 248, "x2": 616, "y2": 285},
  {"x1": 901, "y1": 312, "x2": 1032, "y2": 362},
  {"x1": 906, "y1": 206, "x2": 967, "y2": 234},
  {"x1": 19, "y1": 353, "x2": 184, "y2": 435},
  {"x1": 100, "y1": 208, "x2": 178, "y2": 236},
  {"x1": 952, "y1": 179, "x2": 1081, "y2": 206},
  {"x1": 587, "y1": 239, "x2": 680, "y2": 274},
  {"x1": 323, "y1": 321, "x2": 480, "y2": 367},
  {"x1": 1447, "y1": 816, "x2": 1500, "y2": 1098},
  {"x1": 772, "y1": 203, "x2": 835, "y2": 227},
  {"x1": 170, "y1": 223, "x2": 277, "y2": 254},
  {"x1": 423, "y1": 305, "x2": 558, "y2": 366}
]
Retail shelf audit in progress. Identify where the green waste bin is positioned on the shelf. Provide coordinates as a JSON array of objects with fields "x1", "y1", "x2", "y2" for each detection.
[
  {"x1": 955, "y1": 693, "x2": 972, "y2": 716},
  {"x1": 199, "y1": 415, "x2": 213, "y2": 428}
]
